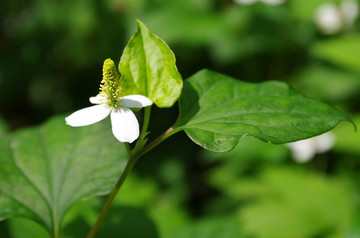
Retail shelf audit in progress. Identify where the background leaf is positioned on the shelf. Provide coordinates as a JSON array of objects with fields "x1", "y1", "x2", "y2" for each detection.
[
  {"x1": 164, "y1": 216, "x2": 244, "y2": 238},
  {"x1": 240, "y1": 168, "x2": 352, "y2": 238},
  {"x1": 312, "y1": 35, "x2": 360, "y2": 74},
  {"x1": 333, "y1": 114, "x2": 360, "y2": 155},
  {"x1": 0, "y1": 115, "x2": 128, "y2": 236},
  {"x1": 290, "y1": 0, "x2": 330, "y2": 22},
  {"x1": 119, "y1": 19, "x2": 183, "y2": 108},
  {"x1": 291, "y1": 63, "x2": 360, "y2": 102},
  {"x1": 174, "y1": 70, "x2": 351, "y2": 152}
]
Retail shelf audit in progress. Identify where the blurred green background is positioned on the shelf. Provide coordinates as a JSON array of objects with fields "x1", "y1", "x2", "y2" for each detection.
[{"x1": 1, "y1": 0, "x2": 360, "y2": 237}]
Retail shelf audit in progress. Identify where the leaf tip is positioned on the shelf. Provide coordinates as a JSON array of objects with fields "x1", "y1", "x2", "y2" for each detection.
[
  {"x1": 348, "y1": 118, "x2": 358, "y2": 132},
  {"x1": 134, "y1": 18, "x2": 147, "y2": 31},
  {"x1": 340, "y1": 114, "x2": 357, "y2": 132}
]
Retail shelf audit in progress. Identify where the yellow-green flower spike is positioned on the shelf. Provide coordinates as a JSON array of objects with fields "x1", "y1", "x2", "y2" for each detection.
[{"x1": 100, "y1": 58, "x2": 122, "y2": 108}]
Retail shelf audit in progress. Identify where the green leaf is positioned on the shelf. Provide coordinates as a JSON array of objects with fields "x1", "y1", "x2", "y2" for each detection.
[
  {"x1": 119, "y1": 19, "x2": 183, "y2": 108},
  {"x1": 174, "y1": 70, "x2": 351, "y2": 152},
  {"x1": 312, "y1": 35, "x2": 360, "y2": 74},
  {"x1": 0, "y1": 115, "x2": 128, "y2": 236}
]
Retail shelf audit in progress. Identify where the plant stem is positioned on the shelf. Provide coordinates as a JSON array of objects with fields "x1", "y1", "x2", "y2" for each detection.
[
  {"x1": 86, "y1": 107, "x2": 180, "y2": 238},
  {"x1": 141, "y1": 106, "x2": 151, "y2": 137},
  {"x1": 53, "y1": 225, "x2": 60, "y2": 238},
  {"x1": 86, "y1": 106, "x2": 152, "y2": 238},
  {"x1": 133, "y1": 106, "x2": 151, "y2": 153},
  {"x1": 86, "y1": 154, "x2": 139, "y2": 238}
]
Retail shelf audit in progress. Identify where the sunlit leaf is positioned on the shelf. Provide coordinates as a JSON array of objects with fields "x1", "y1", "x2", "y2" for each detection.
[
  {"x1": 240, "y1": 168, "x2": 353, "y2": 238},
  {"x1": 312, "y1": 35, "x2": 360, "y2": 74},
  {"x1": 174, "y1": 70, "x2": 351, "y2": 152},
  {"x1": 0, "y1": 115, "x2": 128, "y2": 236},
  {"x1": 119, "y1": 19, "x2": 183, "y2": 108},
  {"x1": 291, "y1": 0, "x2": 329, "y2": 21}
]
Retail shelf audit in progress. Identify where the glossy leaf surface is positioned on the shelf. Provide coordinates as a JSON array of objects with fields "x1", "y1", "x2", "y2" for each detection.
[
  {"x1": 175, "y1": 70, "x2": 350, "y2": 152},
  {"x1": 119, "y1": 19, "x2": 183, "y2": 108}
]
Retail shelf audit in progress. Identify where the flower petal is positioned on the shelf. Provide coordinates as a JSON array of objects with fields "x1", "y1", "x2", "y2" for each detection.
[
  {"x1": 110, "y1": 108, "x2": 139, "y2": 143},
  {"x1": 65, "y1": 105, "x2": 110, "y2": 127},
  {"x1": 89, "y1": 94, "x2": 105, "y2": 104},
  {"x1": 121, "y1": 95, "x2": 153, "y2": 108}
]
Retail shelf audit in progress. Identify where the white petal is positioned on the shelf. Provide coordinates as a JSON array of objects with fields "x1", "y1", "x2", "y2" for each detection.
[
  {"x1": 110, "y1": 108, "x2": 139, "y2": 143},
  {"x1": 65, "y1": 105, "x2": 110, "y2": 127},
  {"x1": 120, "y1": 95, "x2": 153, "y2": 108},
  {"x1": 90, "y1": 94, "x2": 105, "y2": 104}
]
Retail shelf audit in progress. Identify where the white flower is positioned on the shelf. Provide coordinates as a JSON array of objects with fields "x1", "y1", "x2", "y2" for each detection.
[
  {"x1": 340, "y1": 0, "x2": 359, "y2": 26},
  {"x1": 286, "y1": 132, "x2": 335, "y2": 163},
  {"x1": 65, "y1": 59, "x2": 152, "y2": 143},
  {"x1": 315, "y1": 3, "x2": 342, "y2": 34},
  {"x1": 315, "y1": 0, "x2": 359, "y2": 34}
]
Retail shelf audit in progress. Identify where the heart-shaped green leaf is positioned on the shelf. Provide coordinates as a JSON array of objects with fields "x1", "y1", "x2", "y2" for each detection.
[
  {"x1": 0, "y1": 115, "x2": 128, "y2": 236},
  {"x1": 119, "y1": 19, "x2": 183, "y2": 108},
  {"x1": 174, "y1": 70, "x2": 352, "y2": 152}
]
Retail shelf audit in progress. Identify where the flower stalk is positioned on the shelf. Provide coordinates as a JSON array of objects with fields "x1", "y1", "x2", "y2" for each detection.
[
  {"x1": 86, "y1": 153, "x2": 139, "y2": 238},
  {"x1": 86, "y1": 123, "x2": 178, "y2": 238}
]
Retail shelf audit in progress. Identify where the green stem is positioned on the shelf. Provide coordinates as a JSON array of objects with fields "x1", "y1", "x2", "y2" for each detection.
[
  {"x1": 53, "y1": 225, "x2": 60, "y2": 238},
  {"x1": 141, "y1": 107, "x2": 151, "y2": 137},
  {"x1": 86, "y1": 107, "x2": 152, "y2": 238},
  {"x1": 52, "y1": 209, "x2": 60, "y2": 238},
  {"x1": 86, "y1": 154, "x2": 139, "y2": 238},
  {"x1": 124, "y1": 142, "x2": 131, "y2": 156},
  {"x1": 133, "y1": 106, "x2": 151, "y2": 153},
  {"x1": 86, "y1": 108, "x2": 180, "y2": 238}
]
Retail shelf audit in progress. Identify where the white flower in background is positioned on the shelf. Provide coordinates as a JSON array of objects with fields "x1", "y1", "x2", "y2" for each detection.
[
  {"x1": 234, "y1": 0, "x2": 257, "y2": 5},
  {"x1": 315, "y1": 0, "x2": 359, "y2": 34},
  {"x1": 234, "y1": 0, "x2": 286, "y2": 6},
  {"x1": 341, "y1": 0, "x2": 359, "y2": 26},
  {"x1": 65, "y1": 59, "x2": 152, "y2": 143},
  {"x1": 286, "y1": 132, "x2": 335, "y2": 163},
  {"x1": 261, "y1": 0, "x2": 286, "y2": 5},
  {"x1": 315, "y1": 3, "x2": 342, "y2": 34}
]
